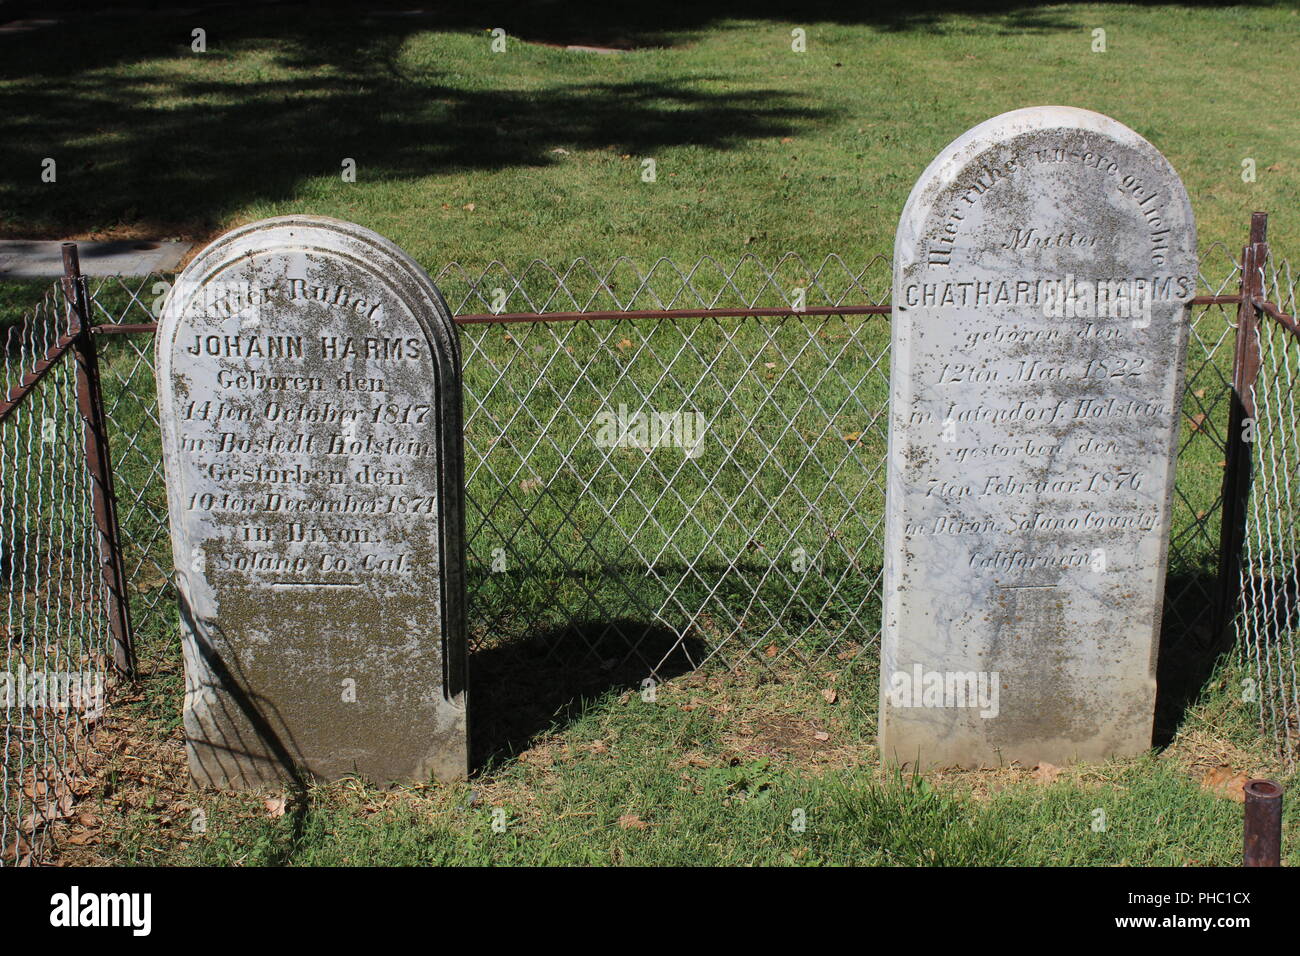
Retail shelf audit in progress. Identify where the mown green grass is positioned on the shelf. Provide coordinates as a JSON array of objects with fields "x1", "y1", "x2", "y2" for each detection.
[
  {"x1": 85, "y1": 648, "x2": 1299, "y2": 866},
  {"x1": 2, "y1": 4, "x2": 1298, "y2": 865},
  {"x1": 1, "y1": 4, "x2": 1296, "y2": 262}
]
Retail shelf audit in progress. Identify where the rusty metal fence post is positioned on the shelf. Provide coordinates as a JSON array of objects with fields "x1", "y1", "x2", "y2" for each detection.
[
  {"x1": 1244, "y1": 779, "x2": 1283, "y2": 866},
  {"x1": 62, "y1": 243, "x2": 136, "y2": 678},
  {"x1": 1214, "y1": 212, "x2": 1268, "y2": 650}
]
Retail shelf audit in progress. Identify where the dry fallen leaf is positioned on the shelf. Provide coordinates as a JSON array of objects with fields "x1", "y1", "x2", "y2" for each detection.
[
  {"x1": 1032, "y1": 762, "x2": 1062, "y2": 784},
  {"x1": 821, "y1": 688, "x2": 838, "y2": 704},
  {"x1": 1201, "y1": 766, "x2": 1250, "y2": 802},
  {"x1": 462, "y1": 202, "x2": 476, "y2": 211},
  {"x1": 132, "y1": 571, "x2": 168, "y2": 593},
  {"x1": 19, "y1": 773, "x2": 74, "y2": 830},
  {"x1": 0, "y1": 833, "x2": 31, "y2": 864},
  {"x1": 518, "y1": 478, "x2": 543, "y2": 493},
  {"x1": 764, "y1": 644, "x2": 779, "y2": 658},
  {"x1": 521, "y1": 749, "x2": 555, "y2": 769},
  {"x1": 813, "y1": 731, "x2": 831, "y2": 742},
  {"x1": 843, "y1": 431, "x2": 862, "y2": 443},
  {"x1": 616, "y1": 338, "x2": 634, "y2": 351},
  {"x1": 618, "y1": 814, "x2": 649, "y2": 830},
  {"x1": 264, "y1": 795, "x2": 287, "y2": 818}
]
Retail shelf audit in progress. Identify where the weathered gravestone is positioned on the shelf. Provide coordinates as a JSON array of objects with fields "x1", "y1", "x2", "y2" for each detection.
[
  {"x1": 157, "y1": 216, "x2": 467, "y2": 788},
  {"x1": 879, "y1": 107, "x2": 1197, "y2": 768}
]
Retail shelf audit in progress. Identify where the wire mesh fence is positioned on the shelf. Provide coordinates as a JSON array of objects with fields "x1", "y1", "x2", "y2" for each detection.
[
  {"x1": 1167, "y1": 244, "x2": 1241, "y2": 645},
  {"x1": 1, "y1": 282, "x2": 113, "y2": 866},
  {"x1": 86, "y1": 253, "x2": 1239, "y2": 674},
  {"x1": 89, "y1": 256, "x2": 900, "y2": 680},
  {"x1": 0, "y1": 246, "x2": 1280, "y2": 863},
  {"x1": 444, "y1": 256, "x2": 893, "y2": 675},
  {"x1": 1238, "y1": 250, "x2": 1300, "y2": 765}
]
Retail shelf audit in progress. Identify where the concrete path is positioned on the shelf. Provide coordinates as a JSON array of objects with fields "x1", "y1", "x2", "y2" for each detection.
[{"x1": 0, "y1": 240, "x2": 192, "y2": 279}]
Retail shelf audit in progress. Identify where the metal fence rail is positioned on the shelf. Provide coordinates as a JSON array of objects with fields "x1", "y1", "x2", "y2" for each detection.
[{"x1": 0, "y1": 234, "x2": 1285, "y2": 863}]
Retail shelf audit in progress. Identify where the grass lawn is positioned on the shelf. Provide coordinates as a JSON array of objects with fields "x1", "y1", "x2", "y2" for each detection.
[
  {"x1": 1, "y1": 3, "x2": 1297, "y2": 262},
  {"x1": 44, "y1": 649, "x2": 1292, "y2": 866},
  {"x1": 3, "y1": 2, "x2": 1299, "y2": 865}
]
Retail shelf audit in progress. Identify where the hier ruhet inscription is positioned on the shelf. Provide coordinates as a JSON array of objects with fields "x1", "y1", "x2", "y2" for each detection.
[
  {"x1": 158, "y1": 216, "x2": 466, "y2": 788},
  {"x1": 879, "y1": 107, "x2": 1197, "y2": 768}
]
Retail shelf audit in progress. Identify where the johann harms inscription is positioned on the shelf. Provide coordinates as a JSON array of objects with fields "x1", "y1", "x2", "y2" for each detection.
[
  {"x1": 879, "y1": 107, "x2": 1197, "y2": 769},
  {"x1": 157, "y1": 216, "x2": 467, "y2": 788}
]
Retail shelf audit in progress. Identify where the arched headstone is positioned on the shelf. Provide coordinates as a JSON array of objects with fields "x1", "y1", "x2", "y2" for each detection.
[
  {"x1": 880, "y1": 107, "x2": 1197, "y2": 768},
  {"x1": 157, "y1": 216, "x2": 467, "y2": 787}
]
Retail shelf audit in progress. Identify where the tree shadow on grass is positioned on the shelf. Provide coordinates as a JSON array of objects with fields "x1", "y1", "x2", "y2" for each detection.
[
  {"x1": 469, "y1": 618, "x2": 707, "y2": 771},
  {"x1": 0, "y1": 4, "x2": 832, "y2": 239},
  {"x1": 3, "y1": 1, "x2": 1269, "y2": 48},
  {"x1": 5, "y1": 0, "x2": 1266, "y2": 239}
]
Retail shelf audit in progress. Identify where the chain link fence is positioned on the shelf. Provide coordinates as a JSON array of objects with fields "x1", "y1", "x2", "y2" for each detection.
[
  {"x1": 1, "y1": 281, "x2": 113, "y2": 865},
  {"x1": 1238, "y1": 248, "x2": 1300, "y2": 764},
  {"x1": 91, "y1": 254, "x2": 1239, "y2": 666},
  {"x1": 0, "y1": 246, "x2": 1274, "y2": 863},
  {"x1": 92, "y1": 256, "x2": 899, "y2": 679}
]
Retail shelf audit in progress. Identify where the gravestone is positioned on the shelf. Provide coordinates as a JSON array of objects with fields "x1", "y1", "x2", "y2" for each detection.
[
  {"x1": 157, "y1": 216, "x2": 467, "y2": 788},
  {"x1": 879, "y1": 107, "x2": 1197, "y2": 768}
]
